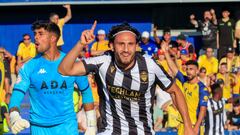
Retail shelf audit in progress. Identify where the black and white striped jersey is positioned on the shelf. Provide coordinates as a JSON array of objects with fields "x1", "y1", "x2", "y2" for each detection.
[
  {"x1": 82, "y1": 52, "x2": 173, "y2": 135},
  {"x1": 205, "y1": 98, "x2": 227, "y2": 135}
]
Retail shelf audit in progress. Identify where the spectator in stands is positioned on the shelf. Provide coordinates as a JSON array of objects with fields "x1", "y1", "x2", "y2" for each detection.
[
  {"x1": 153, "y1": 96, "x2": 164, "y2": 132},
  {"x1": 232, "y1": 67, "x2": 240, "y2": 98},
  {"x1": 234, "y1": 11, "x2": 240, "y2": 55},
  {"x1": 153, "y1": 26, "x2": 161, "y2": 46},
  {"x1": 190, "y1": 9, "x2": 218, "y2": 58},
  {"x1": 217, "y1": 8, "x2": 236, "y2": 59},
  {"x1": 179, "y1": 49, "x2": 189, "y2": 61},
  {"x1": 209, "y1": 73, "x2": 217, "y2": 86},
  {"x1": 0, "y1": 93, "x2": 11, "y2": 134},
  {"x1": 225, "y1": 103, "x2": 240, "y2": 130},
  {"x1": 0, "y1": 48, "x2": 13, "y2": 94},
  {"x1": 205, "y1": 83, "x2": 227, "y2": 135},
  {"x1": 176, "y1": 34, "x2": 196, "y2": 60},
  {"x1": 165, "y1": 102, "x2": 180, "y2": 131},
  {"x1": 198, "y1": 67, "x2": 210, "y2": 88},
  {"x1": 198, "y1": 47, "x2": 218, "y2": 76},
  {"x1": 156, "y1": 49, "x2": 170, "y2": 73},
  {"x1": 154, "y1": 27, "x2": 178, "y2": 56},
  {"x1": 219, "y1": 47, "x2": 240, "y2": 72},
  {"x1": 162, "y1": 43, "x2": 209, "y2": 135},
  {"x1": 140, "y1": 31, "x2": 158, "y2": 56},
  {"x1": 90, "y1": 29, "x2": 110, "y2": 56},
  {"x1": 16, "y1": 34, "x2": 36, "y2": 70},
  {"x1": 217, "y1": 62, "x2": 235, "y2": 112},
  {"x1": 49, "y1": 4, "x2": 72, "y2": 50}
]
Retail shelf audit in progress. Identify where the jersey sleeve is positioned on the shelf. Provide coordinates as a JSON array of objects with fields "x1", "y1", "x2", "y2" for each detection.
[
  {"x1": 9, "y1": 61, "x2": 32, "y2": 110},
  {"x1": 82, "y1": 55, "x2": 108, "y2": 74},
  {"x1": 75, "y1": 76, "x2": 93, "y2": 104},
  {"x1": 176, "y1": 71, "x2": 187, "y2": 84},
  {"x1": 199, "y1": 85, "x2": 210, "y2": 107},
  {"x1": 152, "y1": 59, "x2": 174, "y2": 91}
]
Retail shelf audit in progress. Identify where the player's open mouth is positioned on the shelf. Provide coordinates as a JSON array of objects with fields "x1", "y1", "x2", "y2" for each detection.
[{"x1": 35, "y1": 42, "x2": 39, "y2": 48}]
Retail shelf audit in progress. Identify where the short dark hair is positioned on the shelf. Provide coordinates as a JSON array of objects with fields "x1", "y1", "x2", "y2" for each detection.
[
  {"x1": 211, "y1": 83, "x2": 222, "y2": 95},
  {"x1": 185, "y1": 60, "x2": 198, "y2": 68},
  {"x1": 49, "y1": 12, "x2": 58, "y2": 19},
  {"x1": 108, "y1": 22, "x2": 141, "y2": 43},
  {"x1": 31, "y1": 20, "x2": 60, "y2": 40},
  {"x1": 23, "y1": 33, "x2": 30, "y2": 38}
]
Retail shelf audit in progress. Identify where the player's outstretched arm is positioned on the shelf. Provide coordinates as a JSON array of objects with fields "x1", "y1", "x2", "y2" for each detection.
[
  {"x1": 166, "y1": 84, "x2": 197, "y2": 135},
  {"x1": 58, "y1": 21, "x2": 97, "y2": 76}
]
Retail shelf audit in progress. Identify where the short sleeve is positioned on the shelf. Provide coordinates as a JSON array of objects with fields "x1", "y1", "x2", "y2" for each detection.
[
  {"x1": 75, "y1": 76, "x2": 93, "y2": 104},
  {"x1": 152, "y1": 60, "x2": 174, "y2": 91},
  {"x1": 82, "y1": 55, "x2": 109, "y2": 74},
  {"x1": 176, "y1": 71, "x2": 187, "y2": 84},
  {"x1": 199, "y1": 85, "x2": 210, "y2": 107}
]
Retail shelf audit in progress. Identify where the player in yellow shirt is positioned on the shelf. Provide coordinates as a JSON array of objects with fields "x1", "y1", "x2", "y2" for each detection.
[
  {"x1": 162, "y1": 43, "x2": 209, "y2": 135},
  {"x1": 198, "y1": 47, "x2": 218, "y2": 76},
  {"x1": 49, "y1": 4, "x2": 72, "y2": 50},
  {"x1": 90, "y1": 29, "x2": 110, "y2": 56},
  {"x1": 17, "y1": 34, "x2": 36, "y2": 66}
]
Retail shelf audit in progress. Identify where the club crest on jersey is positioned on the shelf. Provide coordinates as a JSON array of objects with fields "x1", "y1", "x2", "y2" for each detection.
[
  {"x1": 140, "y1": 71, "x2": 148, "y2": 83},
  {"x1": 203, "y1": 96, "x2": 208, "y2": 102}
]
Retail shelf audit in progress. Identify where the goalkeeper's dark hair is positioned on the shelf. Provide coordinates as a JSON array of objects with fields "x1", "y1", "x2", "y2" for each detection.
[
  {"x1": 108, "y1": 22, "x2": 141, "y2": 43},
  {"x1": 31, "y1": 20, "x2": 60, "y2": 41}
]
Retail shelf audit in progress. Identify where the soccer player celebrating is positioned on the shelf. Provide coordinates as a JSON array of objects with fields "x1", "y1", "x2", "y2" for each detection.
[
  {"x1": 162, "y1": 43, "x2": 209, "y2": 135},
  {"x1": 9, "y1": 21, "x2": 96, "y2": 135},
  {"x1": 58, "y1": 21, "x2": 196, "y2": 135}
]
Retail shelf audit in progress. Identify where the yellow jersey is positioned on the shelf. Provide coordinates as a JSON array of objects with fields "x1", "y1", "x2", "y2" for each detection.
[
  {"x1": 57, "y1": 19, "x2": 65, "y2": 46},
  {"x1": 17, "y1": 42, "x2": 36, "y2": 60},
  {"x1": 198, "y1": 55, "x2": 218, "y2": 75},
  {"x1": 176, "y1": 71, "x2": 209, "y2": 124},
  {"x1": 91, "y1": 40, "x2": 110, "y2": 52}
]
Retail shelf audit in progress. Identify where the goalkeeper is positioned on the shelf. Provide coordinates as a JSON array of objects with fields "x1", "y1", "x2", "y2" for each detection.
[{"x1": 9, "y1": 20, "x2": 96, "y2": 135}]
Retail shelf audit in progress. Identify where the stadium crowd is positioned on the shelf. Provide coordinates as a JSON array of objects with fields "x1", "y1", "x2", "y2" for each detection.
[{"x1": 0, "y1": 5, "x2": 239, "y2": 135}]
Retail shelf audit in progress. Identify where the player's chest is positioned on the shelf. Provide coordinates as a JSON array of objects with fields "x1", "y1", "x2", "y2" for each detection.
[
  {"x1": 30, "y1": 65, "x2": 74, "y2": 88},
  {"x1": 183, "y1": 84, "x2": 199, "y2": 99}
]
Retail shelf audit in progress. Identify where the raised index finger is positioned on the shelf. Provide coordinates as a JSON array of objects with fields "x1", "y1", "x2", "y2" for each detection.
[{"x1": 90, "y1": 20, "x2": 97, "y2": 32}]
